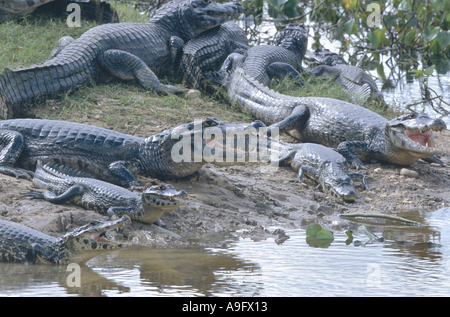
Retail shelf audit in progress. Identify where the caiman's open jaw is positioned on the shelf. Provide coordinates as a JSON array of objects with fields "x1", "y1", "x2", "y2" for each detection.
[
  {"x1": 388, "y1": 112, "x2": 446, "y2": 157},
  {"x1": 143, "y1": 184, "x2": 188, "y2": 211},
  {"x1": 69, "y1": 216, "x2": 131, "y2": 251}
]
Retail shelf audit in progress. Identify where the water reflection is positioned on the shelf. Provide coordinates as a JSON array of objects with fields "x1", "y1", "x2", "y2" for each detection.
[{"x1": 0, "y1": 209, "x2": 449, "y2": 296}]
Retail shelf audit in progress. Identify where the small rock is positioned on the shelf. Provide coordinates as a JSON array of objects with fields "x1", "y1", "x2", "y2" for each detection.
[
  {"x1": 186, "y1": 89, "x2": 201, "y2": 99},
  {"x1": 364, "y1": 197, "x2": 373, "y2": 203},
  {"x1": 400, "y1": 168, "x2": 419, "y2": 178},
  {"x1": 374, "y1": 168, "x2": 383, "y2": 173}
]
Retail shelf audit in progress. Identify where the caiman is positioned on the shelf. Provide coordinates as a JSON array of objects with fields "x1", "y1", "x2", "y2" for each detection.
[
  {"x1": 0, "y1": 117, "x2": 265, "y2": 188},
  {"x1": 305, "y1": 48, "x2": 385, "y2": 105},
  {"x1": 177, "y1": 21, "x2": 249, "y2": 93},
  {"x1": 0, "y1": 0, "x2": 119, "y2": 23},
  {"x1": 0, "y1": 215, "x2": 130, "y2": 264},
  {"x1": 214, "y1": 23, "x2": 308, "y2": 87},
  {"x1": 0, "y1": 0, "x2": 244, "y2": 118},
  {"x1": 269, "y1": 139, "x2": 369, "y2": 202},
  {"x1": 22, "y1": 161, "x2": 187, "y2": 224},
  {"x1": 220, "y1": 67, "x2": 447, "y2": 168}
]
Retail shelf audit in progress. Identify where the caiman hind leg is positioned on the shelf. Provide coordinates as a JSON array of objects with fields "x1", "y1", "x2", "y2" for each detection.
[
  {"x1": 21, "y1": 185, "x2": 85, "y2": 203},
  {"x1": 267, "y1": 105, "x2": 309, "y2": 136},
  {"x1": 98, "y1": 49, "x2": 186, "y2": 94},
  {"x1": 0, "y1": 130, "x2": 33, "y2": 179},
  {"x1": 108, "y1": 161, "x2": 142, "y2": 190}
]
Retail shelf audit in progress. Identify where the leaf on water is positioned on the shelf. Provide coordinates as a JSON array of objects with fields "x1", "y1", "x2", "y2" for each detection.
[
  {"x1": 306, "y1": 223, "x2": 322, "y2": 237},
  {"x1": 316, "y1": 229, "x2": 334, "y2": 240}
]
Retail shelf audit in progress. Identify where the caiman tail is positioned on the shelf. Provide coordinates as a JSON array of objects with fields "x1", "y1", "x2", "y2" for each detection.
[{"x1": 0, "y1": 57, "x2": 98, "y2": 119}]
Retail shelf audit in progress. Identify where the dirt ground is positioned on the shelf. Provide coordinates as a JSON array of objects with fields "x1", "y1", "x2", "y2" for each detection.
[{"x1": 0, "y1": 108, "x2": 449, "y2": 248}]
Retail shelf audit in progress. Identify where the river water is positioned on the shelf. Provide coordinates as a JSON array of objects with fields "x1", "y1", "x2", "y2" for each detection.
[{"x1": 1, "y1": 207, "x2": 449, "y2": 297}]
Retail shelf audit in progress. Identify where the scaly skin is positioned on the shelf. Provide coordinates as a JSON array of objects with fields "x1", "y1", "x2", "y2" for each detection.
[
  {"x1": 224, "y1": 67, "x2": 447, "y2": 167},
  {"x1": 305, "y1": 48, "x2": 385, "y2": 105},
  {"x1": 22, "y1": 161, "x2": 188, "y2": 224},
  {"x1": 0, "y1": 0, "x2": 244, "y2": 118},
  {"x1": 215, "y1": 23, "x2": 308, "y2": 87},
  {"x1": 178, "y1": 21, "x2": 249, "y2": 93},
  {"x1": 0, "y1": 117, "x2": 265, "y2": 188},
  {"x1": 0, "y1": 216, "x2": 130, "y2": 264},
  {"x1": 269, "y1": 139, "x2": 369, "y2": 202}
]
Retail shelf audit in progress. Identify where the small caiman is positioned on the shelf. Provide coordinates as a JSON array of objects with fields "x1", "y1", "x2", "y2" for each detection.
[
  {"x1": 270, "y1": 139, "x2": 369, "y2": 202},
  {"x1": 0, "y1": 216, "x2": 130, "y2": 264},
  {"x1": 22, "y1": 161, "x2": 187, "y2": 224}
]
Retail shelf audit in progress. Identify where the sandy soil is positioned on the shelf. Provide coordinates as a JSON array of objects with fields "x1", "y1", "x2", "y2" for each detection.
[{"x1": 0, "y1": 110, "x2": 449, "y2": 248}]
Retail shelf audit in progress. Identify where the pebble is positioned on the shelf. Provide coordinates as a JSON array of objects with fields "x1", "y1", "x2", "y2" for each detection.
[
  {"x1": 186, "y1": 89, "x2": 201, "y2": 99},
  {"x1": 374, "y1": 168, "x2": 383, "y2": 173},
  {"x1": 364, "y1": 197, "x2": 373, "y2": 203},
  {"x1": 400, "y1": 168, "x2": 419, "y2": 178}
]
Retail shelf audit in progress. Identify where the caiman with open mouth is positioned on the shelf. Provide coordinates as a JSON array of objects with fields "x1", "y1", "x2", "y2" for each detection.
[
  {"x1": 0, "y1": 117, "x2": 265, "y2": 188},
  {"x1": 0, "y1": 216, "x2": 130, "y2": 264}
]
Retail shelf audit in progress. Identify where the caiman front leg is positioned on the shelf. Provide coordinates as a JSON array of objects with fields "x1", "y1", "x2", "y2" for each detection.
[
  {"x1": 336, "y1": 141, "x2": 368, "y2": 170},
  {"x1": 290, "y1": 165, "x2": 318, "y2": 184},
  {"x1": 267, "y1": 105, "x2": 310, "y2": 136},
  {"x1": 348, "y1": 172, "x2": 370, "y2": 190},
  {"x1": 98, "y1": 49, "x2": 186, "y2": 94},
  {"x1": 108, "y1": 161, "x2": 142, "y2": 190},
  {"x1": 421, "y1": 155, "x2": 449, "y2": 166},
  {"x1": 0, "y1": 130, "x2": 34, "y2": 180}
]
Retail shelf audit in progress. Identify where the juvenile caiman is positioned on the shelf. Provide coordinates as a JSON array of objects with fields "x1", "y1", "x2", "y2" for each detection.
[
  {"x1": 305, "y1": 48, "x2": 385, "y2": 105},
  {"x1": 22, "y1": 161, "x2": 187, "y2": 224},
  {"x1": 0, "y1": 216, "x2": 130, "y2": 264},
  {"x1": 177, "y1": 21, "x2": 249, "y2": 93},
  {"x1": 220, "y1": 67, "x2": 447, "y2": 168},
  {"x1": 0, "y1": 117, "x2": 265, "y2": 188},
  {"x1": 269, "y1": 139, "x2": 369, "y2": 202},
  {"x1": 0, "y1": 0, "x2": 244, "y2": 118}
]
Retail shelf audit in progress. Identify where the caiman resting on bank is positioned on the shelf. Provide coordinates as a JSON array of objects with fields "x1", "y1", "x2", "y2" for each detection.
[
  {"x1": 219, "y1": 67, "x2": 447, "y2": 168},
  {"x1": 304, "y1": 48, "x2": 385, "y2": 105},
  {"x1": 177, "y1": 21, "x2": 248, "y2": 93},
  {"x1": 0, "y1": 0, "x2": 244, "y2": 118},
  {"x1": 0, "y1": 117, "x2": 265, "y2": 188},
  {"x1": 0, "y1": 216, "x2": 130, "y2": 264},
  {"x1": 22, "y1": 161, "x2": 187, "y2": 224},
  {"x1": 268, "y1": 139, "x2": 369, "y2": 202},
  {"x1": 214, "y1": 23, "x2": 308, "y2": 87}
]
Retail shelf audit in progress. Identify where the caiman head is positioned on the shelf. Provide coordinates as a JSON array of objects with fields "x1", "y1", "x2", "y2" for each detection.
[
  {"x1": 170, "y1": 117, "x2": 266, "y2": 164},
  {"x1": 387, "y1": 112, "x2": 446, "y2": 159},
  {"x1": 152, "y1": 0, "x2": 244, "y2": 40},
  {"x1": 304, "y1": 48, "x2": 347, "y2": 68},
  {"x1": 140, "y1": 184, "x2": 188, "y2": 224},
  {"x1": 46, "y1": 216, "x2": 131, "y2": 264},
  {"x1": 274, "y1": 23, "x2": 308, "y2": 63},
  {"x1": 321, "y1": 175, "x2": 357, "y2": 203}
]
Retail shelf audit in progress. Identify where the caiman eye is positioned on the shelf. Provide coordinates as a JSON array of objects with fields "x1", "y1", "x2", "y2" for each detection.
[
  {"x1": 159, "y1": 185, "x2": 166, "y2": 190},
  {"x1": 203, "y1": 0, "x2": 210, "y2": 4}
]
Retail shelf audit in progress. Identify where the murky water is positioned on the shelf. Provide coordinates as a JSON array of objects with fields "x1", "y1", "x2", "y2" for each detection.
[{"x1": 1, "y1": 208, "x2": 449, "y2": 297}]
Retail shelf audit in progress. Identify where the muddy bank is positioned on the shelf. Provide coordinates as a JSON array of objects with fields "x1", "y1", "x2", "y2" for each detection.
[{"x1": 0, "y1": 125, "x2": 449, "y2": 248}]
